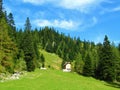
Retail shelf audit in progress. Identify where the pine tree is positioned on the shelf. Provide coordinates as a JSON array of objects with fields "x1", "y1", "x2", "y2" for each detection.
[
  {"x1": 96, "y1": 35, "x2": 116, "y2": 81},
  {"x1": 117, "y1": 43, "x2": 120, "y2": 75},
  {"x1": 118, "y1": 43, "x2": 120, "y2": 52},
  {"x1": 112, "y1": 46, "x2": 120, "y2": 82},
  {"x1": 0, "y1": 15, "x2": 18, "y2": 73},
  {"x1": 83, "y1": 52, "x2": 94, "y2": 76},
  {"x1": 0, "y1": 0, "x2": 3, "y2": 18},
  {"x1": 74, "y1": 53, "x2": 84, "y2": 74},
  {"x1": 7, "y1": 13, "x2": 15, "y2": 27},
  {"x1": 41, "y1": 54, "x2": 45, "y2": 68},
  {"x1": 7, "y1": 13, "x2": 16, "y2": 41},
  {"x1": 21, "y1": 17, "x2": 35, "y2": 72},
  {"x1": 24, "y1": 17, "x2": 31, "y2": 31}
]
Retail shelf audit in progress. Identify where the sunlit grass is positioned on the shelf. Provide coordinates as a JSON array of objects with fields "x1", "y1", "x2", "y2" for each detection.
[
  {"x1": 40, "y1": 50, "x2": 62, "y2": 70},
  {"x1": 0, "y1": 69, "x2": 119, "y2": 90}
]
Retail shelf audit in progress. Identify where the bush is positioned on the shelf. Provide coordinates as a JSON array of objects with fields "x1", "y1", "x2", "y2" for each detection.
[{"x1": 14, "y1": 58, "x2": 27, "y2": 72}]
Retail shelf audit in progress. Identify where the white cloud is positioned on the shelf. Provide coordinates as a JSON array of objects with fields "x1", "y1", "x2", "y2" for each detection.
[
  {"x1": 21, "y1": 0, "x2": 108, "y2": 13},
  {"x1": 79, "y1": 16, "x2": 98, "y2": 30},
  {"x1": 22, "y1": 0, "x2": 56, "y2": 5},
  {"x1": 112, "y1": 6, "x2": 120, "y2": 12},
  {"x1": 59, "y1": 0, "x2": 104, "y2": 13},
  {"x1": 33, "y1": 19, "x2": 79, "y2": 30},
  {"x1": 33, "y1": 17, "x2": 98, "y2": 31},
  {"x1": 100, "y1": 6, "x2": 120, "y2": 14},
  {"x1": 23, "y1": 0, "x2": 45, "y2": 5}
]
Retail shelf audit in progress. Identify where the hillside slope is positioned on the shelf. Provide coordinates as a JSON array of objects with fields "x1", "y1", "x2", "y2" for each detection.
[
  {"x1": 0, "y1": 69, "x2": 119, "y2": 90},
  {"x1": 40, "y1": 50, "x2": 62, "y2": 70}
]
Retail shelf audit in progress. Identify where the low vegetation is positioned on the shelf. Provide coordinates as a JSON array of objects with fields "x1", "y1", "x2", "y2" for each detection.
[
  {"x1": 40, "y1": 50, "x2": 62, "y2": 70},
  {"x1": 0, "y1": 69, "x2": 119, "y2": 90}
]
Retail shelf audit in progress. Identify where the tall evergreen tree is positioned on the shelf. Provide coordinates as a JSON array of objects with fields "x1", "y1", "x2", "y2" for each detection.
[
  {"x1": 96, "y1": 35, "x2": 116, "y2": 81},
  {"x1": 7, "y1": 13, "x2": 16, "y2": 41},
  {"x1": 83, "y1": 52, "x2": 94, "y2": 76},
  {"x1": 7, "y1": 13, "x2": 15, "y2": 27},
  {"x1": 24, "y1": 17, "x2": 31, "y2": 31},
  {"x1": 20, "y1": 17, "x2": 35, "y2": 72},
  {"x1": 74, "y1": 53, "x2": 84, "y2": 74},
  {"x1": 118, "y1": 43, "x2": 120, "y2": 54},
  {"x1": 0, "y1": 0, "x2": 3, "y2": 18},
  {"x1": 41, "y1": 54, "x2": 45, "y2": 68},
  {"x1": 0, "y1": 15, "x2": 18, "y2": 73},
  {"x1": 112, "y1": 46, "x2": 120, "y2": 81}
]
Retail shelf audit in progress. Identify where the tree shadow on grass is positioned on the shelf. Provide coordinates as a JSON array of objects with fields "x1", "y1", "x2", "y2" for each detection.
[{"x1": 105, "y1": 82, "x2": 120, "y2": 89}]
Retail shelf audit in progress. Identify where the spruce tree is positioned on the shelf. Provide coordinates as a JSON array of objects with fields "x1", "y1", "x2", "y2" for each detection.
[
  {"x1": 7, "y1": 13, "x2": 16, "y2": 41},
  {"x1": 41, "y1": 54, "x2": 45, "y2": 68},
  {"x1": 118, "y1": 43, "x2": 120, "y2": 54},
  {"x1": 7, "y1": 13, "x2": 15, "y2": 27},
  {"x1": 21, "y1": 17, "x2": 35, "y2": 72},
  {"x1": 83, "y1": 52, "x2": 94, "y2": 76},
  {"x1": 0, "y1": 0, "x2": 2, "y2": 18},
  {"x1": 0, "y1": 14, "x2": 18, "y2": 73},
  {"x1": 112, "y1": 46, "x2": 120, "y2": 81},
  {"x1": 117, "y1": 43, "x2": 120, "y2": 80},
  {"x1": 74, "y1": 53, "x2": 84, "y2": 74},
  {"x1": 24, "y1": 17, "x2": 31, "y2": 31},
  {"x1": 97, "y1": 35, "x2": 116, "y2": 81}
]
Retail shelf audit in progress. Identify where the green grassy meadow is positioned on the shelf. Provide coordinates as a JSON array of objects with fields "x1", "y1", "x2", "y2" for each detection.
[
  {"x1": 40, "y1": 50, "x2": 62, "y2": 70},
  {"x1": 0, "y1": 69, "x2": 119, "y2": 90}
]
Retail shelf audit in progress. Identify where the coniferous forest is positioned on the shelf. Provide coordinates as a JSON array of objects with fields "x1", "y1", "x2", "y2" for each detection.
[{"x1": 0, "y1": 0, "x2": 120, "y2": 82}]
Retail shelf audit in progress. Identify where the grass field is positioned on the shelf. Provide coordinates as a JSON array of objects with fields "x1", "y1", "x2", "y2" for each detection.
[
  {"x1": 0, "y1": 69, "x2": 119, "y2": 90},
  {"x1": 40, "y1": 50, "x2": 62, "y2": 70}
]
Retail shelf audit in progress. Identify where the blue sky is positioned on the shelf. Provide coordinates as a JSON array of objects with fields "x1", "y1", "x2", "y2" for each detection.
[{"x1": 3, "y1": 0, "x2": 120, "y2": 44}]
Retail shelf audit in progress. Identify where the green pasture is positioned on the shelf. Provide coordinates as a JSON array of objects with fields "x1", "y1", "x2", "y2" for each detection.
[{"x1": 0, "y1": 69, "x2": 119, "y2": 90}]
